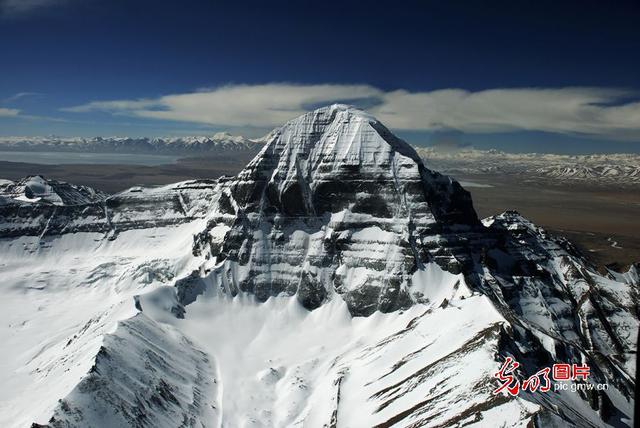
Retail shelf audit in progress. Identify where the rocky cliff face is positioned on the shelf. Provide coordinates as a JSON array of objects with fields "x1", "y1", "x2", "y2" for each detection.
[
  {"x1": 0, "y1": 105, "x2": 637, "y2": 428},
  {"x1": 198, "y1": 105, "x2": 479, "y2": 315}
]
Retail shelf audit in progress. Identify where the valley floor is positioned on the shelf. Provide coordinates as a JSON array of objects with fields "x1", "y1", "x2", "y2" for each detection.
[{"x1": 454, "y1": 174, "x2": 640, "y2": 270}]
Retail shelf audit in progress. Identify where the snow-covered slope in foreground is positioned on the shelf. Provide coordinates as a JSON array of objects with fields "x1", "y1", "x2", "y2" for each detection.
[{"x1": 0, "y1": 105, "x2": 637, "y2": 427}]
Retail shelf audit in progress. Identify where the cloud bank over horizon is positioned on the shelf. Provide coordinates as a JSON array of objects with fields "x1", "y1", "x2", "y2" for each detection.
[{"x1": 62, "y1": 84, "x2": 640, "y2": 141}]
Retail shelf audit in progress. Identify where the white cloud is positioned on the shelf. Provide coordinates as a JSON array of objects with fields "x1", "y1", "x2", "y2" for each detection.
[
  {"x1": 0, "y1": 107, "x2": 20, "y2": 117},
  {"x1": 63, "y1": 84, "x2": 383, "y2": 128},
  {"x1": 371, "y1": 87, "x2": 640, "y2": 137},
  {"x1": 62, "y1": 84, "x2": 640, "y2": 140}
]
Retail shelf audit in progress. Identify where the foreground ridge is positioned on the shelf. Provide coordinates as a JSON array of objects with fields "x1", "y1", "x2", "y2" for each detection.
[{"x1": 0, "y1": 105, "x2": 636, "y2": 427}]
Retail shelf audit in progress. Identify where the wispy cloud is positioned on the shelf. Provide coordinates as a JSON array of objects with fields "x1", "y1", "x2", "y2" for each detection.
[
  {"x1": 0, "y1": 0, "x2": 70, "y2": 16},
  {"x1": 62, "y1": 84, "x2": 640, "y2": 140},
  {"x1": 4, "y1": 92, "x2": 44, "y2": 102},
  {"x1": 0, "y1": 107, "x2": 20, "y2": 117},
  {"x1": 0, "y1": 106, "x2": 71, "y2": 123}
]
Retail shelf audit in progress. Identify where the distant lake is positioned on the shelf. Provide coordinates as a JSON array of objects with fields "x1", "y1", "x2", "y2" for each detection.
[{"x1": 0, "y1": 151, "x2": 179, "y2": 165}]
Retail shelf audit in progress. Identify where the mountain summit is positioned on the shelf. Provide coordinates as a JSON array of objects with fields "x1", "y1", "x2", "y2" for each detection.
[
  {"x1": 203, "y1": 104, "x2": 479, "y2": 315},
  {"x1": 234, "y1": 104, "x2": 477, "y2": 223},
  {"x1": 0, "y1": 106, "x2": 637, "y2": 427}
]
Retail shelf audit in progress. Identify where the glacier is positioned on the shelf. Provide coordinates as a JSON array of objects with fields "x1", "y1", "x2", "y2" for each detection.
[{"x1": 0, "y1": 104, "x2": 637, "y2": 427}]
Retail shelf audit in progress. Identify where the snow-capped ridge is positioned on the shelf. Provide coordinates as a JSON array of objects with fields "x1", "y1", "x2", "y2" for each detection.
[{"x1": 0, "y1": 175, "x2": 108, "y2": 206}]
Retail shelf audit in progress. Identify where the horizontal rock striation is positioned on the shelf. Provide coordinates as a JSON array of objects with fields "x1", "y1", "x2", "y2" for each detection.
[{"x1": 198, "y1": 105, "x2": 479, "y2": 315}]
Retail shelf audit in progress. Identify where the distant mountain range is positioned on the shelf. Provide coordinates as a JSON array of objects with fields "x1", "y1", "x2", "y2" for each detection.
[
  {"x1": 0, "y1": 132, "x2": 262, "y2": 154},
  {"x1": 418, "y1": 148, "x2": 640, "y2": 186}
]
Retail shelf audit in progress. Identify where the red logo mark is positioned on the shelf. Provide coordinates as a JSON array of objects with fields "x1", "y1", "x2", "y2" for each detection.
[
  {"x1": 494, "y1": 358, "x2": 590, "y2": 396},
  {"x1": 522, "y1": 367, "x2": 551, "y2": 393},
  {"x1": 553, "y1": 363, "x2": 571, "y2": 381},
  {"x1": 572, "y1": 364, "x2": 590, "y2": 381},
  {"x1": 494, "y1": 357, "x2": 521, "y2": 396}
]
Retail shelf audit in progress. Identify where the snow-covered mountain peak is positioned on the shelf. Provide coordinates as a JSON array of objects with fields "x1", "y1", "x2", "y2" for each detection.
[
  {"x1": 260, "y1": 103, "x2": 420, "y2": 165},
  {"x1": 235, "y1": 104, "x2": 477, "y2": 225},
  {"x1": 210, "y1": 131, "x2": 247, "y2": 143},
  {"x1": 0, "y1": 175, "x2": 108, "y2": 206},
  {"x1": 201, "y1": 105, "x2": 480, "y2": 315}
]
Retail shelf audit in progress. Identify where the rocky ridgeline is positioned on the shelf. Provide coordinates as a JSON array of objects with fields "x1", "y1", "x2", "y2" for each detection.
[{"x1": 0, "y1": 176, "x2": 218, "y2": 239}]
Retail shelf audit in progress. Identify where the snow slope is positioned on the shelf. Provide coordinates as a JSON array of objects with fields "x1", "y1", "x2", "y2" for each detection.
[
  {"x1": 0, "y1": 181, "x2": 217, "y2": 426},
  {"x1": 0, "y1": 105, "x2": 637, "y2": 427}
]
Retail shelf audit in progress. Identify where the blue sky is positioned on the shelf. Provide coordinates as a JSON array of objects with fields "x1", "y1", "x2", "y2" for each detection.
[{"x1": 1, "y1": 0, "x2": 639, "y2": 153}]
